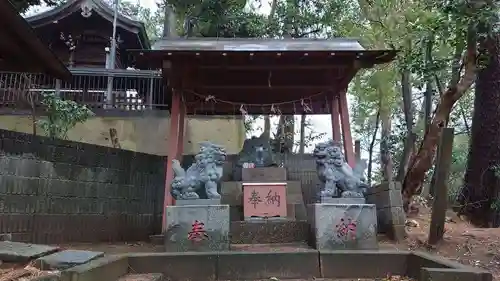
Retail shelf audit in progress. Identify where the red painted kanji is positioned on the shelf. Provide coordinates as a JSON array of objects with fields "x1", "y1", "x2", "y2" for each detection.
[
  {"x1": 335, "y1": 218, "x2": 357, "y2": 240},
  {"x1": 187, "y1": 220, "x2": 209, "y2": 242}
]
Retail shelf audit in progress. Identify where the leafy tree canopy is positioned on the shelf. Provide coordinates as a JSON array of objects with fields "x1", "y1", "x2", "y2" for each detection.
[{"x1": 11, "y1": 0, "x2": 62, "y2": 13}]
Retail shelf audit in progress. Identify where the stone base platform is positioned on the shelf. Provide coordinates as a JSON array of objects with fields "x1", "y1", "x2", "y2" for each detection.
[
  {"x1": 175, "y1": 199, "x2": 221, "y2": 206},
  {"x1": 230, "y1": 219, "x2": 308, "y2": 244},
  {"x1": 152, "y1": 219, "x2": 309, "y2": 245},
  {"x1": 320, "y1": 197, "x2": 366, "y2": 204},
  {"x1": 164, "y1": 204, "x2": 230, "y2": 252},
  {"x1": 308, "y1": 203, "x2": 378, "y2": 250}
]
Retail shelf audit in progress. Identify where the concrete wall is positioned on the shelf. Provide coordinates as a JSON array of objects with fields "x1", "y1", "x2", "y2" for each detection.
[
  {"x1": 0, "y1": 115, "x2": 245, "y2": 156},
  {"x1": 0, "y1": 129, "x2": 165, "y2": 243}
]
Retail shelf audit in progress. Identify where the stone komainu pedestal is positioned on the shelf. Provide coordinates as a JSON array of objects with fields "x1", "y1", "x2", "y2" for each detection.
[
  {"x1": 309, "y1": 203, "x2": 378, "y2": 250},
  {"x1": 164, "y1": 203, "x2": 230, "y2": 252},
  {"x1": 320, "y1": 197, "x2": 366, "y2": 204}
]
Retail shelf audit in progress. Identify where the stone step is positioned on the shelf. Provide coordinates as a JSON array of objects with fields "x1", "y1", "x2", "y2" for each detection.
[
  {"x1": 230, "y1": 220, "x2": 309, "y2": 244},
  {"x1": 231, "y1": 242, "x2": 313, "y2": 252},
  {"x1": 0, "y1": 241, "x2": 59, "y2": 262},
  {"x1": 34, "y1": 249, "x2": 104, "y2": 270},
  {"x1": 150, "y1": 220, "x2": 310, "y2": 245},
  {"x1": 149, "y1": 234, "x2": 164, "y2": 245},
  {"x1": 116, "y1": 273, "x2": 164, "y2": 281}
]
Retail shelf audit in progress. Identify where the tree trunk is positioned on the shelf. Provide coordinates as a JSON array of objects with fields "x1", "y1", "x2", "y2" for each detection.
[
  {"x1": 396, "y1": 68, "x2": 414, "y2": 182},
  {"x1": 429, "y1": 34, "x2": 461, "y2": 196},
  {"x1": 459, "y1": 34, "x2": 500, "y2": 227},
  {"x1": 424, "y1": 36, "x2": 439, "y2": 197},
  {"x1": 31, "y1": 99, "x2": 37, "y2": 136},
  {"x1": 263, "y1": 115, "x2": 271, "y2": 139},
  {"x1": 460, "y1": 103, "x2": 471, "y2": 136},
  {"x1": 380, "y1": 107, "x2": 393, "y2": 181},
  {"x1": 272, "y1": 115, "x2": 294, "y2": 154},
  {"x1": 283, "y1": 115, "x2": 295, "y2": 152},
  {"x1": 402, "y1": 25, "x2": 477, "y2": 211},
  {"x1": 262, "y1": 0, "x2": 277, "y2": 142},
  {"x1": 424, "y1": 35, "x2": 434, "y2": 134},
  {"x1": 367, "y1": 110, "x2": 380, "y2": 185},
  {"x1": 397, "y1": 133, "x2": 416, "y2": 182},
  {"x1": 163, "y1": 3, "x2": 176, "y2": 38},
  {"x1": 299, "y1": 114, "x2": 306, "y2": 154}
]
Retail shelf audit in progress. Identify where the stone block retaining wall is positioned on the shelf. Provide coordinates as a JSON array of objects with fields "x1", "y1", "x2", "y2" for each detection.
[
  {"x1": 365, "y1": 181, "x2": 406, "y2": 240},
  {"x1": 0, "y1": 129, "x2": 165, "y2": 243}
]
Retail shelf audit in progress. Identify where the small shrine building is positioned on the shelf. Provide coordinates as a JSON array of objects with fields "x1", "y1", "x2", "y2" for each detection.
[
  {"x1": 25, "y1": 0, "x2": 150, "y2": 68},
  {"x1": 131, "y1": 38, "x2": 397, "y2": 229}
]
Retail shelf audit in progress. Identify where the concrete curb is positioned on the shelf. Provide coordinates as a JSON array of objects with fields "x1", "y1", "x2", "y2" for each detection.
[{"x1": 59, "y1": 250, "x2": 492, "y2": 281}]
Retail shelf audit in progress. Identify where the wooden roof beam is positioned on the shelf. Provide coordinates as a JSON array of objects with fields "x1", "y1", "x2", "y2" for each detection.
[
  {"x1": 197, "y1": 85, "x2": 332, "y2": 90},
  {"x1": 197, "y1": 64, "x2": 349, "y2": 70}
]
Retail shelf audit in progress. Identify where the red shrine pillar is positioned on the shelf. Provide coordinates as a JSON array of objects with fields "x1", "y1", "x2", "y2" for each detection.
[
  {"x1": 162, "y1": 89, "x2": 186, "y2": 231},
  {"x1": 330, "y1": 95, "x2": 342, "y2": 143},
  {"x1": 330, "y1": 93, "x2": 355, "y2": 168},
  {"x1": 339, "y1": 91, "x2": 355, "y2": 168},
  {"x1": 177, "y1": 98, "x2": 186, "y2": 159}
]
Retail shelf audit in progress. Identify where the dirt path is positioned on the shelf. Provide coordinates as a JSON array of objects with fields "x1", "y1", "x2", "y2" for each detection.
[{"x1": 391, "y1": 206, "x2": 500, "y2": 280}]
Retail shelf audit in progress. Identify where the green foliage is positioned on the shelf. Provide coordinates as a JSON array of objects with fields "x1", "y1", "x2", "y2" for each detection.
[
  {"x1": 297, "y1": 117, "x2": 327, "y2": 151},
  {"x1": 11, "y1": 0, "x2": 62, "y2": 13},
  {"x1": 193, "y1": 1, "x2": 268, "y2": 37},
  {"x1": 244, "y1": 115, "x2": 261, "y2": 135},
  {"x1": 345, "y1": 0, "x2": 498, "y2": 189},
  {"x1": 447, "y1": 137, "x2": 470, "y2": 205},
  {"x1": 103, "y1": 0, "x2": 164, "y2": 41},
  {"x1": 37, "y1": 92, "x2": 94, "y2": 140}
]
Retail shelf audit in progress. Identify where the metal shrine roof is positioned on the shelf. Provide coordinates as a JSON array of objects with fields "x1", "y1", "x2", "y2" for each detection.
[
  {"x1": 132, "y1": 37, "x2": 397, "y2": 68},
  {"x1": 151, "y1": 37, "x2": 367, "y2": 52}
]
